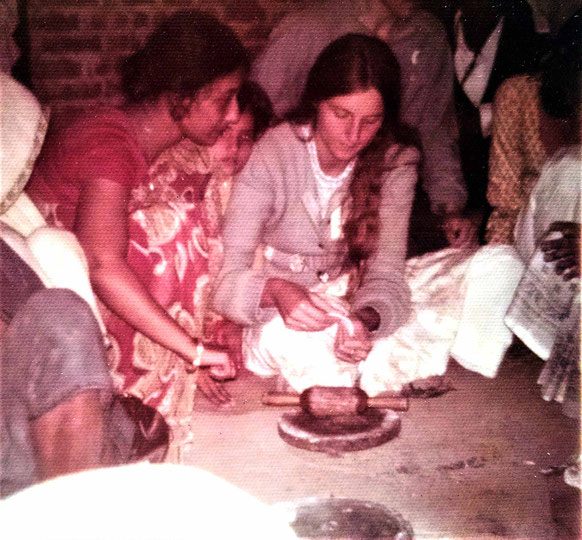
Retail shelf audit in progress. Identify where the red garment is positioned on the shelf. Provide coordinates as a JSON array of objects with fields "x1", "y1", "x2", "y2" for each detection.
[
  {"x1": 27, "y1": 109, "x2": 147, "y2": 229},
  {"x1": 26, "y1": 110, "x2": 220, "y2": 420}
]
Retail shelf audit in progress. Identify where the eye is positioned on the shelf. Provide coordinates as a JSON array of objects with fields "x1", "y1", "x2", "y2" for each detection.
[
  {"x1": 363, "y1": 116, "x2": 382, "y2": 125},
  {"x1": 332, "y1": 106, "x2": 350, "y2": 119}
]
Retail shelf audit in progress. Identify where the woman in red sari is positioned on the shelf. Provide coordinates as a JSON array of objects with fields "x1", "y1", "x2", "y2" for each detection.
[{"x1": 27, "y1": 10, "x2": 249, "y2": 424}]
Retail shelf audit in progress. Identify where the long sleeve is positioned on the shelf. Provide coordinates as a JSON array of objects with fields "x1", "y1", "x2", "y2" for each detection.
[
  {"x1": 352, "y1": 146, "x2": 418, "y2": 337},
  {"x1": 212, "y1": 150, "x2": 276, "y2": 326},
  {"x1": 396, "y1": 15, "x2": 466, "y2": 214}
]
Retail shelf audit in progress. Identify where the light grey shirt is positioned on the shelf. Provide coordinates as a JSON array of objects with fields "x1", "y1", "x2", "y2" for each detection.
[
  {"x1": 251, "y1": 0, "x2": 467, "y2": 214},
  {"x1": 212, "y1": 123, "x2": 418, "y2": 338}
]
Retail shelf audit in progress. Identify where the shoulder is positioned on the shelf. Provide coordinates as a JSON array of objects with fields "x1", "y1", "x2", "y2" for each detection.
[
  {"x1": 384, "y1": 144, "x2": 421, "y2": 169},
  {"x1": 269, "y1": 4, "x2": 336, "y2": 39},
  {"x1": 250, "y1": 122, "x2": 304, "y2": 162},
  {"x1": 407, "y1": 9, "x2": 450, "y2": 49},
  {"x1": 47, "y1": 108, "x2": 146, "y2": 189},
  {"x1": 237, "y1": 123, "x2": 306, "y2": 191},
  {"x1": 410, "y1": 9, "x2": 448, "y2": 38}
]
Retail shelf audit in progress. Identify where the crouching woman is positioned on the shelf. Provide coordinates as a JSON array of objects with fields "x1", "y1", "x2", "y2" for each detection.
[{"x1": 213, "y1": 34, "x2": 420, "y2": 395}]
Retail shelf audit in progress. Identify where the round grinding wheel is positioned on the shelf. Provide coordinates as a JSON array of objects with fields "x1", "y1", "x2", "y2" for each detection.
[{"x1": 277, "y1": 409, "x2": 401, "y2": 453}]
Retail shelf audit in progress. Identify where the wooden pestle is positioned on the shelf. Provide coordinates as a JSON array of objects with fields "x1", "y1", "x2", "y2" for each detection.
[{"x1": 262, "y1": 386, "x2": 409, "y2": 416}]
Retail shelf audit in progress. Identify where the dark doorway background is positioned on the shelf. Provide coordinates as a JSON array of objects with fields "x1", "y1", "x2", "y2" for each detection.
[{"x1": 12, "y1": 0, "x2": 31, "y2": 88}]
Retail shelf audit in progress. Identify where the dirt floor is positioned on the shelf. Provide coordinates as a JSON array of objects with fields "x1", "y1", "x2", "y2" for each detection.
[{"x1": 174, "y1": 343, "x2": 579, "y2": 539}]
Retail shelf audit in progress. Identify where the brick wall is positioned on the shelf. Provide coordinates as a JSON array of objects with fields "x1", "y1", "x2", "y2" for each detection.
[{"x1": 26, "y1": 0, "x2": 306, "y2": 118}]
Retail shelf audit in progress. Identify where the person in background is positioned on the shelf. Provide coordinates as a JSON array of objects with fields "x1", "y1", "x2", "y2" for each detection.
[
  {"x1": 26, "y1": 10, "x2": 247, "y2": 420},
  {"x1": 251, "y1": 0, "x2": 472, "y2": 254},
  {"x1": 449, "y1": 0, "x2": 541, "y2": 211},
  {"x1": 0, "y1": 73, "x2": 136, "y2": 498},
  {"x1": 486, "y1": 10, "x2": 581, "y2": 244}
]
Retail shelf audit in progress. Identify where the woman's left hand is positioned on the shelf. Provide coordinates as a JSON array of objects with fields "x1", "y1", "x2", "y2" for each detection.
[{"x1": 334, "y1": 318, "x2": 373, "y2": 364}]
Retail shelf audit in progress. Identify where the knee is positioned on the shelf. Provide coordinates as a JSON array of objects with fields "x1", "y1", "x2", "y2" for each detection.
[
  {"x1": 20, "y1": 289, "x2": 105, "y2": 362},
  {"x1": 471, "y1": 245, "x2": 525, "y2": 276},
  {"x1": 26, "y1": 288, "x2": 98, "y2": 332},
  {"x1": 3, "y1": 289, "x2": 111, "y2": 415}
]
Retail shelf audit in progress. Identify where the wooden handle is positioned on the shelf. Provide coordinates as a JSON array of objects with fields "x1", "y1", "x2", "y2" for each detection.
[
  {"x1": 367, "y1": 396, "x2": 409, "y2": 411},
  {"x1": 262, "y1": 392, "x2": 301, "y2": 407}
]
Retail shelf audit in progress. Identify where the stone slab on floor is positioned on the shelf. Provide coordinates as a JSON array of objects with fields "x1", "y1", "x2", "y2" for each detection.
[{"x1": 177, "y1": 347, "x2": 579, "y2": 538}]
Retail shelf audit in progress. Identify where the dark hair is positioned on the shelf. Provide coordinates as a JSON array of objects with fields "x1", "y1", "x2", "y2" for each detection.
[
  {"x1": 120, "y1": 10, "x2": 249, "y2": 104},
  {"x1": 289, "y1": 33, "x2": 413, "y2": 265},
  {"x1": 540, "y1": 9, "x2": 581, "y2": 119},
  {"x1": 237, "y1": 81, "x2": 274, "y2": 141}
]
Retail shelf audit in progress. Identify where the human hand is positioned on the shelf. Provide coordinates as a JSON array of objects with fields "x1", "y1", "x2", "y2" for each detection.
[
  {"x1": 541, "y1": 222, "x2": 580, "y2": 281},
  {"x1": 334, "y1": 317, "x2": 373, "y2": 364},
  {"x1": 196, "y1": 369, "x2": 232, "y2": 406},
  {"x1": 204, "y1": 321, "x2": 243, "y2": 380},
  {"x1": 184, "y1": 344, "x2": 236, "y2": 380},
  {"x1": 264, "y1": 278, "x2": 337, "y2": 332},
  {"x1": 443, "y1": 212, "x2": 480, "y2": 248}
]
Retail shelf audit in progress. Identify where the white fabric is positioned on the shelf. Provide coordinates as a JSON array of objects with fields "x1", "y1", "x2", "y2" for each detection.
[
  {"x1": 0, "y1": 463, "x2": 297, "y2": 539},
  {"x1": 27, "y1": 227, "x2": 108, "y2": 335},
  {"x1": 307, "y1": 138, "x2": 354, "y2": 216},
  {"x1": 0, "y1": 73, "x2": 106, "y2": 335},
  {"x1": 450, "y1": 245, "x2": 524, "y2": 377},
  {"x1": 454, "y1": 11, "x2": 504, "y2": 108},
  {"x1": 244, "y1": 245, "x2": 524, "y2": 395},
  {"x1": 513, "y1": 147, "x2": 581, "y2": 262},
  {"x1": 506, "y1": 147, "x2": 581, "y2": 361},
  {"x1": 0, "y1": 73, "x2": 47, "y2": 235}
]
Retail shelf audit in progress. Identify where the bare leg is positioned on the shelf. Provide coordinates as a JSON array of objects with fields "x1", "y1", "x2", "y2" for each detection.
[{"x1": 1, "y1": 288, "x2": 123, "y2": 496}]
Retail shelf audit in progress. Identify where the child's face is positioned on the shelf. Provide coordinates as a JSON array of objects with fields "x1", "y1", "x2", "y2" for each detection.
[{"x1": 211, "y1": 111, "x2": 255, "y2": 177}]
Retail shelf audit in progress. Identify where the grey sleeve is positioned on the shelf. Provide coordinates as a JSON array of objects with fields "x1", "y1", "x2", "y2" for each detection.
[
  {"x1": 405, "y1": 25, "x2": 466, "y2": 214},
  {"x1": 251, "y1": 12, "x2": 328, "y2": 118},
  {"x1": 212, "y1": 152, "x2": 276, "y2": 326},
  {"x1": 351, "y1": 149, "x2": 417, "y2": 337}
]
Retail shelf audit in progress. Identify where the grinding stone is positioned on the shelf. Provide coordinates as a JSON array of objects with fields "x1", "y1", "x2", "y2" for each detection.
[{"x1": 277, "y1": 409, "x2": 401, "y2": 453}]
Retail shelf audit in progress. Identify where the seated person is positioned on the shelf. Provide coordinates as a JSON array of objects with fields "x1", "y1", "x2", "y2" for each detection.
[
  {"x1": 212, "y1": 34, "x2": 577, "y2": 397},
  {"x1": 26, "y1": 11, "x2": 248, "y2": 424},
  {"x1": 101, "y1": 80, "x2": 272, "y2": 429},
  {"x1": 0, "y1": 73, "x2": 135, "y2": 498},
  {"x1": 213, "y1": 35, "x2": 422, "y2": 395},
  {"x1": 486, "y1": 10, "x2": 581, "y2": 244},
  {"x1": 504, "y1": 147, "x2": 580, "y2": 418},
  {"x1": 0, "y1": 280, "x2": 132, "y2": 498}
]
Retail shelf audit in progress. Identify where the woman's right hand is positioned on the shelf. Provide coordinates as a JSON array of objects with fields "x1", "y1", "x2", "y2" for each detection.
[{"x1": 262, "y1": 278, "x2": 337, "y2": 332}]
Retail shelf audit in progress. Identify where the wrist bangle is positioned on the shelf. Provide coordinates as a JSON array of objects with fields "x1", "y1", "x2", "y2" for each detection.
[{"x1": 192, "y1": 342, "x2": 204, "y2": 367}]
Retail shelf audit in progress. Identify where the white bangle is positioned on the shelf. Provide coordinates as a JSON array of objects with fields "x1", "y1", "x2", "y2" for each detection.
[{"x1": 192, "y1": 342, "x2": 204, "y2": 367}]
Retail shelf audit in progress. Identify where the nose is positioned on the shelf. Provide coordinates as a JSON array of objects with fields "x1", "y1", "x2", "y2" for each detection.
[
  {"x1": 224, "y1": 96, "x2": 240, "y2": 125},
  {"x1": 223, "y1": 131, "x2": 238, "y2": 154},
  {"x1": 346, "y1": 120, "x2": 360, "y2": 146}
]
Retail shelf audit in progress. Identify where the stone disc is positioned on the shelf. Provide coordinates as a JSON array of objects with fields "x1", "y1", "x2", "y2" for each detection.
[{"x1": 277, "y1": 409, "x2": 401, "y2": 453}]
